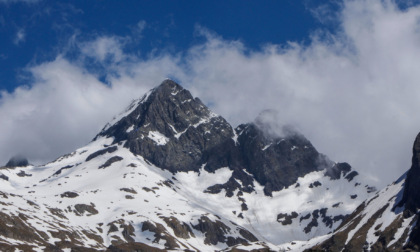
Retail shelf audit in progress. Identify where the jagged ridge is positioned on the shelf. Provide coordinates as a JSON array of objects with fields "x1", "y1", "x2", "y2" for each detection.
[{"x1": 97, "y1": 79, "x2": 334, "y2": 196}]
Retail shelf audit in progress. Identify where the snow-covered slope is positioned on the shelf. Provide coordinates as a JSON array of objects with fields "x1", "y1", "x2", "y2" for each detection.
[
  {"x1": 0, "y1": 80, "x2": 376, "y2": 251},
  {"x1": 290, "y1": 132, "x2": 420, "y2": 252}
]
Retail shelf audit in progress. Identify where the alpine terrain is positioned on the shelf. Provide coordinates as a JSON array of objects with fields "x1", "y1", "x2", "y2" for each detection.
[
  {"x1": 0, "y1": 80, "x2": 377, "y2": 251},
  {"x1": 295, "y1": 132, "x2": 420, "y2": 252}
]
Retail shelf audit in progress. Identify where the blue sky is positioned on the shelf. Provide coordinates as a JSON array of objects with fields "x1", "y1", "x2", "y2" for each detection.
[
  {"x1": 2, "y1": 0, "x2": 420, "y2": 189},
  {"x1": 0, "y1": 0, "x2": 336, "y2": 91}
]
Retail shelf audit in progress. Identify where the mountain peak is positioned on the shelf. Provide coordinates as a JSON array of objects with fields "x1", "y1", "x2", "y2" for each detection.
[
  {"x1": 155, "y1": 79, "x2": 184, "y2": 94},
  {"x1": 142, "y1": 79, "x2": 187, "y2": 105},
  {"x1": 97, "y1": 80, "x2": 235, "y2": 173}
]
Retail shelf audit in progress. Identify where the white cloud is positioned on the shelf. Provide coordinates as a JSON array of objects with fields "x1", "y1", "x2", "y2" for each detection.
[
  {"x1": 1, "y1": 0, "x2": 420, "y2": 189},
  {"x1": 136, "y1": 20, "x2": 146, "y2": 34},
  {"x1": 13, "y1": 28, "x2": 25, "y2": 45},
  {"x1": 80, "y1": 36, "x2": 125, "y2": 63}
]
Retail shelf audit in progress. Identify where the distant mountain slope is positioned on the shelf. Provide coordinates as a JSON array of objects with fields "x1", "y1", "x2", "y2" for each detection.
[
  {"x1": 287, "y1": 132, "x2": 420, "y2": 252},
  {"x1": 0, "y1": 80, "x2": 375, "y2": 251}
]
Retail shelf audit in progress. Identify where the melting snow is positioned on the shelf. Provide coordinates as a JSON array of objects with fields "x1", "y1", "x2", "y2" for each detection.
[
  {"x1": 344, "y1": 179, "x2": 405, "y2": 246},
  {"x1": 388, "y1": 215, "x2": 415, "y2": 247}
]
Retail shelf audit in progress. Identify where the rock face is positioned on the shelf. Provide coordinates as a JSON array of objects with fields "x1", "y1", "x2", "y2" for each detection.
[
  {"x1": 400, "y1": 132, "x2": 420, "y2": 213},
  {"x1": 236, "y1": 122, "x2": 330, "y2": 195},
  {"x1": 97, "y1": 80, "x2": 236, "y2": 174},
  {"x1": 5, "y1": 155, "x2": 29, "y2": 168}
]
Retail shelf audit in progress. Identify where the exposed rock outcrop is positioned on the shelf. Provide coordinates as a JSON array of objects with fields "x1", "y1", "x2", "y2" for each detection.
[{"x1": 5, "y1": 155, "x2": 29, "y2": 168}]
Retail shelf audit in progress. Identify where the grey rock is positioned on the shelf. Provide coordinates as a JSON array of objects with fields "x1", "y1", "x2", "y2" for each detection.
[
  {"x1": 325, "y1": 162, "x2": 352, "y2": 180},
  {"x1": 5, "y1": 155, "x2": 29, "y2": 168},
  {"x1": 192, "y1": 216, "x2": 231, "y2": 245},
  {"x1": 98, "y1": 156, "x2": 123, "y2": 169},
  {"x1": 60, "y1": 191, "x2": 79, "y2": 198},
  {"x1": 74, "y1": 203, "x2": 98, "y2": 216},
  {"x1": 344, "y1": 171, "x2": 359, "y2": 181},
  {"x1": 0, "y1": 174, "x2": 8, "y2": 181},
  {"x1": 277, "y1": 212, "x2": 298, "y2": 225},
  {"x1": 400, "y1": 132, "x2": 420, "y2": 214},
  {"x1": 85, "y1": 146, "x2": 118, "y2": 162},
  {"x1": 17, "y1": 170, "x2": 32, "y2": 177},
  {"x1": 53, "y1": 165, "x2": 73, "y2": 176},
  {"x1": 235, "y1": 122, "x2": 330, "y2": 196}
]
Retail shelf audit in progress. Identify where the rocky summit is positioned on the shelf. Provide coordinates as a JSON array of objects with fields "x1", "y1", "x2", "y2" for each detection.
[
  {"x1": 0, "y1": 80, "x2": 376, "y2": 251},
  {"x1": 97, "y1": 80, "x2": 236, "y2": 174}
]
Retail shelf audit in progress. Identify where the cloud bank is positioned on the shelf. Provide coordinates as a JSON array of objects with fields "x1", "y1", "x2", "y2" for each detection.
[{"x1": 1, "y1": 0, "x2": 420, "y2": 188}]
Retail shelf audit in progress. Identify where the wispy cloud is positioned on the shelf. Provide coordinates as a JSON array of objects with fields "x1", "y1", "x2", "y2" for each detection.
[
  {"x1": 135, "y1": 20, "x2": 146, "y2": 34},
  {"x1": 1, "y1": 0, "x2": 420, "y2": 189},
  {"x1": 13, "y1": 28, "x2": 26, "y2": 45},
  {"x1": 80, "y1": 36, "x2": 125, "y2": 63}
]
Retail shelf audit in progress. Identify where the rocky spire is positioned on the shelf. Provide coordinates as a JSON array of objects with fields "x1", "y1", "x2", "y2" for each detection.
[{"x1": 400, "y1": 132, "x2": 420, "y2": 214}]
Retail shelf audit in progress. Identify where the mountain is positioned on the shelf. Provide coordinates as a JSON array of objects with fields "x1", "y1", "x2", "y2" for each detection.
[
  {"x1": 281, "y1": 132, "x2": 420, "y2": 252},
  {"x1": 0, "y1": 80, "x2": 375, "y2": 251}
]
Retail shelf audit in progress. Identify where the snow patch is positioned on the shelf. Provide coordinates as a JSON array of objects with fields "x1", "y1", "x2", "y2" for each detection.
[
  {"x1": 262, "y1": 144, "x2": 272, "y2": 151},
  {"x1": 174, "y1": 127, "x2": 189, "y2": 139},
  {"x1": 176, "y1": 166, "x2": 233, "y2": 193},
  {"x1": 168, "y1": 124, "x2": 177, "y2": 134},
  {"x1": 232, "y1": 130, "x2": 239, "y2": 145},
  {"x1": 147, "y1": 131, "x2": 169, "y2": 145},
  {"x1": 126, "y1": 125, "x2": 135, "y2": 133}
]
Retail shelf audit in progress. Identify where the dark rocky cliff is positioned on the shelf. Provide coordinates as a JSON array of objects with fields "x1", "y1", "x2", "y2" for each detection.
[
  {"x1": 236, "y1": 122, "x2": 330, "y2": 195},
  {"x1": 400, "y1": 132, "x2": 420, "y2": 214}
]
